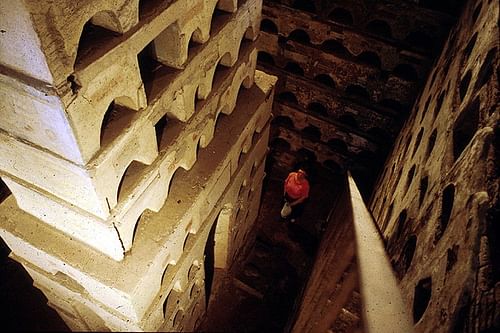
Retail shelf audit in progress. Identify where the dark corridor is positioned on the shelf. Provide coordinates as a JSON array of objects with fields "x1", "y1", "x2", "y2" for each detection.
[{"x1": 198, "y1": 164, "x2": 345, "y2": 332}]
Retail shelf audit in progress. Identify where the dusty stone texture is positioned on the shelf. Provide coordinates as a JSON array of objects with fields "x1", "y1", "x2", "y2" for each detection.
[
  {"x1": 0, "y1": 0, "x2": 258, "y2": 165},
  {"x1": 0, "y1": 71, "x2": 276, "y2": 331},
  {"x1": 0, "y1": 116, "x2": 158, "y2": 219},
  {"x1": 2, "y1": 1, "x2": 260, "y2": 164},
  {"x1": 260, "y1": 4, "x2": 432, "y2": 103},
  {"x1": 0, "y1": 0, "x2": 275, "y2": 330},
  {"x1": 1, "y1": 0, "x2": 139, "y2": 85},
  {"x1": 1, "y1": 0, "x2": 238, "y2": 85},
  {"x1": 1, "y1": 42, "x2": 259, "y2": 261},
  {"x1": 268, "y1": 69, "x2": 402, "y2": 137},
  {"x1": 0, "y1": 0, "x2": 141, "y2": 164},
  {"x1": 369, "y1": 0, "x2": 499, "y2": 331},
  {"x1": 259, "y1": 36, "x2": 419, "y2": 108},
  {"x1": 0, "y1": 0, "x2": 262, "y2": 260}
]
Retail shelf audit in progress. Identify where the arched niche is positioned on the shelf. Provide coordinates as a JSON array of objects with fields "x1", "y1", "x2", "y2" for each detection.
[
  {"x1": 307, "y1": 101, "x2": 328, "y2": 117},
  {"x1": 284, "y1": 61, "x2": 305, "y2": 76},
  {"x1": 288, "y1": 29, "x2": 311, "y2": 44},
  {"x1": 345, "y1": 84, "x2": 371, "y2": 101},
  {"x1": 434, "y1": 184, "x2": 455, "y2": 243},
  {"x1": 270, "y1": 137, "x2": 291, "y2": 152},
  {"x1": 271, "y1": 115, "x2": 294, "y2": 128},
  {"x1": 75, "y1": 11, "x2": 123, "y2": 68},
  {"x1": 413, "y1": 277, "x2": 432, "y2": 323},
  {"x1": 327, "y1": 138, "x2": 348, "y2": 155},
  {"x1": 278, "y1": 91, "x2": 298, "y2": 104},
  {"x1": 328, "y1": 7, "x2": 354, "y2": 25},
  {"x1": 321, "y1": 39, "x2": 351, "y2": 57},
  {"x1": 473, "y1": 47, "x2": 497, "y2": 92},
  {"x1": 357, "y1": 51, "x2": 382, "y2": 68},
  {"x1": 260, "y1": 18, "x2": 278, "y2": 34},
  {"x1": 100, "y1": 100, "x2": 136, "y2": 149},
  {"x1": 313, "y1": 73, "x2": 336, "y2": 88},
  {"x1": 453, "y1": 97, "x2": 479, "y2": 161},
  {"x1": 301, "y1": 125, "x2": 322, "y2": 141}
]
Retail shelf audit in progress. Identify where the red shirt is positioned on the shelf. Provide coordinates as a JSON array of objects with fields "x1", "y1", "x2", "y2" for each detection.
[{"x1": 284, "y1": 171, "x2": 310, "y2": 200}]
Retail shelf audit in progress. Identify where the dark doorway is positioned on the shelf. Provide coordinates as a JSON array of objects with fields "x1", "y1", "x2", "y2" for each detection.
[{"x1": 204, "y1": 219, "x2": 217, "y2": 306}]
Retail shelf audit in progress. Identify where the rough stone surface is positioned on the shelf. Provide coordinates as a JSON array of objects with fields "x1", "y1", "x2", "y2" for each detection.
[
  {"x1": 369, "y1": 0, "x2": 499, "y2": 332},
  {"x1": 2, "y1": 43, "x2": 259, "y2": 261},
  {"x1": 257, "y1": 0, "x2": 455, "y2": 198},
  {"x1": 0, "y1": 0, "x2": 263, "y2": 260},
  {"x1": 0, "y1": 70, "x2": 276, "y2": 330}
]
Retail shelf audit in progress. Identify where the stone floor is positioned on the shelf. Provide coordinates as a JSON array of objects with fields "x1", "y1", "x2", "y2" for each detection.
[{"x1": 0, "y1": 164, "x2": 341, "y2": 332}]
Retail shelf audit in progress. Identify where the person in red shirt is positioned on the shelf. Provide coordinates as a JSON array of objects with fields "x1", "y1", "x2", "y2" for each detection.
[{"x1": 281, "y1": 169, "x2": 310, "y2": 223}]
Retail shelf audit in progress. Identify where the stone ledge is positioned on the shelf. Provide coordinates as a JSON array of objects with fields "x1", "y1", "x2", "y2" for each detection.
[
  {"x1": 0, "y1": 0, "x2": 260, "y2": 165},
  {"x1": 1, "y1": 45, "x2": 259, "y2": 261},
  {"x1": 0, "y1": 70, "x2": 277, "y2": 323}
]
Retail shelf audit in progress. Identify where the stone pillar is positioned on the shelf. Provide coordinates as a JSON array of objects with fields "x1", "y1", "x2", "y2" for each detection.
[{"x1": 0, "y1": 0, "x2": 276, "y2": 330}]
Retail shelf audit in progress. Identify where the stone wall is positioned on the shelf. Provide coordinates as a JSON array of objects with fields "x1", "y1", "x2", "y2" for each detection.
[
  {"x1": 257, "y1": 0, "x2": 455, "y2": 195},
  {"x1": 369, "y1": 0, "x2": 499, "y2": 331}
]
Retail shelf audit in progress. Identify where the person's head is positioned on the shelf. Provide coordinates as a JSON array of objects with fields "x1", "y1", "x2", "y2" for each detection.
[{"x1": 297, "y1": 169, "x2": 307, "y2": 180}]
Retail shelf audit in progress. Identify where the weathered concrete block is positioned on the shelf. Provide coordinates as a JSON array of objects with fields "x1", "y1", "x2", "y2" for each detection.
[
  {"x1": 2, "y1": 118, "x2": 269, "y2": 330},
  {"x1": 1, "y1": 178, "x2": 124, "y2": 258},
  {"x1": 146, "y1": 0, "x2": 261, "y2": 124},
  {"x1": 65, "y1": 53, "x2": 148, "y2": 163},
  {"x1": 1, "y1": 45, "x2": 259, "y2": 261},
  {"x1": 0, "y1": 73, "x2": 83, "y2": 164},
  {"x1": 0, "y1": 71, "x2": 276, "y2": 324},
  {"x1": 0, "y1": 0, "x2": 258, "y2": 165},
  {"x1": 0, "y1": 118, "x2": 158, "y2": 218},
  {"x1": 0, "y1": 0, "x2": 243, "y2": 86},
  {"x1": 68, "y1": 0, "x2": 260, "y2": 162},
  {"x1": 22, "y1": 259, "x2": 141, "y2": 331},
  {"x1": 0, "y1": 0, "x2": 139, "y2": 86},
  {"x1": 145, "y1": 118, "x2": 271, "y2": 332},
  {"x1": 0, "y1": 62, "x2": 148, "y2": 165},
  {"x1": 36, "y1": 147, "x2": 264, "y2": 331},
  {"x1": 0, "y1": 0, "x2": 260, "y2": 222},
  {"x1": 151, "y1": 0, "x2": 220, "y2": 68}
]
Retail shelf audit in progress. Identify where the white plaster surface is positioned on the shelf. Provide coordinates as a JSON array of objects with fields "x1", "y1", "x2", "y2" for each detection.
[
  {"x1": 0, "y1": 71, "x2": 276, "y2": 324},
  {"x1": 1, "y1": 45, "x2": 259, "y2": 261},
  {"x1": 0, "y1": 1, "x2": 54, "y2": 83},
  {"x1": 0, "y1": 0, "x2": 260, "y2": 223},
  {"x1": 0, "y1": 0, "x2": 260, "y2": 166}
]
